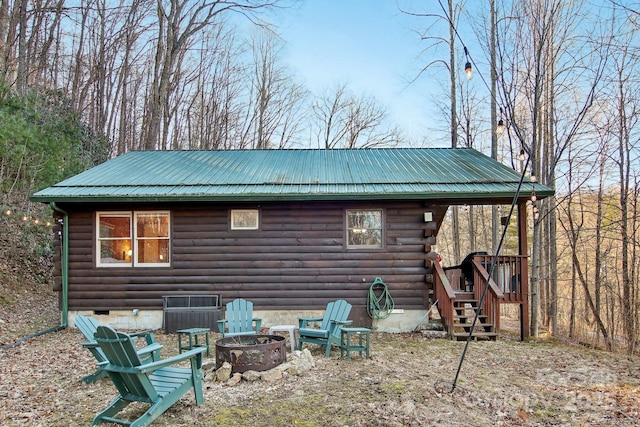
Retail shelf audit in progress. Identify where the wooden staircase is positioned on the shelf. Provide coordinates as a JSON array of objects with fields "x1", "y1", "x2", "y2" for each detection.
[
  {"x1": 451, "y1": 292, "x2": 498, "y2": 341},
  {"x1": 431, "y1": 252, "x2": 530, "y2": 342},
  {"x1": 433, "y1": 256, "x2": 505, "y2": 341}
]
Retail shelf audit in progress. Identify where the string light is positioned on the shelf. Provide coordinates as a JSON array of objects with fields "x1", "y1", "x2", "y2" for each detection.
[
  {"x1": 464, "y1": 46, "x2": 472, "y2": 80},
  {"x1": 519, "y1": 150, "x2": 525, "y2": 162},
  {"x1": 1, "y1": 205, "x2": 54, "y2": 228},
  {"x1": 497, "y1": 107, "x2": 505, "y2": 136}
]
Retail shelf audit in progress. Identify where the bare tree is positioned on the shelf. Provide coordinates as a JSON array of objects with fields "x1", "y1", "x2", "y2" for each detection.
[
  {"x1": 311, "y1": 83, "x2": 403, "y2": 149},
  {"x1": 243, "y1": 29, "x2": 307, "y2": 149},
  {"x1": 401, "y1": 0, "x2": 466, "y2": 148},
  {"x1": 141, "y1": 0, "x2": 279, "y2": 150},
  {"x1": 402, "y1": 0, "x2": 472, "y2": 264},
  {"x1": 183, "y1": 25, "x2": 246, "y2": 150},
  {"x1": 495, "y1": 0, "x2": 605, "y2": 337},
  {"x1": 605, "y1": 14, "x2": 640, "y2": 354}
]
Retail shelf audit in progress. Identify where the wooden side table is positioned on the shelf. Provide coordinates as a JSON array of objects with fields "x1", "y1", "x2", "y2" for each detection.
[
  {"x1": 177, "y1": 327, "x2": 210, "y2": 357},
  {"x1": 340, "y1": 327, "x2": 371, "y2": 359}
]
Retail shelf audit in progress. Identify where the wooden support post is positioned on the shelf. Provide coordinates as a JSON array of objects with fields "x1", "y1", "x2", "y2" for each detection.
[{"x1": 518, "y1": 201, "x2": 530, "y2": 341}]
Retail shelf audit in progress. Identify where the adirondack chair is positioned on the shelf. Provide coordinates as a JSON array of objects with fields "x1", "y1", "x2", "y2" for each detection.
[
  {"x1": 217, "y1": 298, "x2": 262, "y2": 337},
  {"x1": 92, "y1": 325, "x2": 206, "y2": 427},
  {"x1": 75, "y1": 315, "x2": 162, "y2": 384},
  {"x1": 298, "y1": 299, "x2": 353, "y2": 357}
]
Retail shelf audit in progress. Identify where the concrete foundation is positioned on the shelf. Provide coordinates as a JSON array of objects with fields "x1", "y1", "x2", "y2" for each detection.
[{"x1": 70, "y1": 308, "x2": 431, "y2": 333}]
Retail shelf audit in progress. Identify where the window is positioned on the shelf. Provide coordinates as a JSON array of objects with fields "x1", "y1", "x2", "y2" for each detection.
[
  {"x1": 346, "y1": 209, "x2": 383, "y2": 249},
  {"x1": 97, "y1": 211, "x2": 170, "y2": 267},
  {"x1": 97, "y1": 212, "x2": 131, "y2": 266},
  {"x1": 231, "y1": 209, "x2": 259, "y2": 230}
]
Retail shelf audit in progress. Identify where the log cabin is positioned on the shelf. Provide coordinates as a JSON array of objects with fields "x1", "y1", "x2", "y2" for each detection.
[{"x1": 31, "y1": 148, "x2": 553, "y2": 339}]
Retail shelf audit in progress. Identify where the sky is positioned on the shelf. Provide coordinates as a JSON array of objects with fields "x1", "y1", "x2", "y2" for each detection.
[{"x1": 274, "y1": 0, "x2": 455, "y2": 146}]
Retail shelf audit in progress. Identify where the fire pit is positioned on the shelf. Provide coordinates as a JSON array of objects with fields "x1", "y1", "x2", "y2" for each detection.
[{"x1": 215, "y1": 334, "x2": 286, "y2": 373}]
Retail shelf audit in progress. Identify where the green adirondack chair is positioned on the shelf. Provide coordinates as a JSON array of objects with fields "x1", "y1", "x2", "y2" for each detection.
[
  {"x1": 92, "y1": 325, "x2": 206, "y2": 427},
  {"x1": 75, "y1": 315, "x2": 162, "y2": 384},
  {"x1": 217, "y1": 298, "x2": 262, "y2": 337},
  {"x1": 298, "y1": 299, "x2": 353, "y2": 357}
]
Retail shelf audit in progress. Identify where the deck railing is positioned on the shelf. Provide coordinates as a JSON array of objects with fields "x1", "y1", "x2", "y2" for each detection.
[
  {"x1": 433, "y1": 260, "x2": 456, "y2": 338},
  {"x1": 470, "y1": 258, "x2": 504, "y2": 333},
  {"x1": 474, "y1": 254, "x2": 528, "y2": 304}
]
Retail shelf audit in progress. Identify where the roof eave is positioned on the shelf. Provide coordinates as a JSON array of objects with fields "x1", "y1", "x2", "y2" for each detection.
[{"x1": 30, "y1": 189, "x2": 555, "y2": 204}]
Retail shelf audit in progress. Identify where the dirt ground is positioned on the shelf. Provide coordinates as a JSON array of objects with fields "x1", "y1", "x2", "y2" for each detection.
[
  {"x1": 1, "y1": 307, "x2": 640, "y2": 427},
  {"x1": 0, "y1": 276, "x2": 639, "y2": 426}
]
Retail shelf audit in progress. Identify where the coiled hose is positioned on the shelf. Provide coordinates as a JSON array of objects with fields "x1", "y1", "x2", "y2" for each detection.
[{"x1": 367, "y1": 277, "x2": 395, "y2": 323}]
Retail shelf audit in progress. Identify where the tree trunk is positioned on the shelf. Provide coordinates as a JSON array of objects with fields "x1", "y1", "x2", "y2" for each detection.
[
  {"x1": 490, "y1": 0, "x2": 499, "y2": 254},
  {"x1": 16, "y1": 0, "x2": 27, "y2": 93}
]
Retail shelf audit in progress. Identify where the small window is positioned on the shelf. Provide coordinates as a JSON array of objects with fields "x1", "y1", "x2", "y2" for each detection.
[
  {"x1": 231, "y1": 209, "x2": 259, "y2": 230},
  {"x1": 346, "y1": 209, "x2": 383, "y2": 249},
  {"x1": 97, "y1": 211, "x2": 170, "y2": 267}
]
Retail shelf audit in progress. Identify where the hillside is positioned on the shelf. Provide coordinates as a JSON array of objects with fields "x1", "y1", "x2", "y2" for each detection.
[{"x1": 0, "y1": 210, "x2": 59, "y2": 346}]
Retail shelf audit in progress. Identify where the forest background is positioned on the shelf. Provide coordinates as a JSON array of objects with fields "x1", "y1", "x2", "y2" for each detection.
[{"x1": 0, "y1": 0, "x2": 639, "y2": 356}]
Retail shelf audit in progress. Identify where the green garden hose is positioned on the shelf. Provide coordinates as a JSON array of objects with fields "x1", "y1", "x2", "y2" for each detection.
[{"x1": 367, "y1": 277, "x2": 395, "y2": 321}]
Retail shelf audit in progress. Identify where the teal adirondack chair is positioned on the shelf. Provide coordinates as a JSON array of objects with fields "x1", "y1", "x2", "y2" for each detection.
[
  {"x1": 75, "y1": 315, "x2": 162, "y2": 384},
  {"x1": 298, "y1": 299, "x2": 352, "y2": 357},
  {"x1": 92, "y1": 325, "x2": 206, "y2": 427},
  {"x1": 217, "y1": 298, "x2": 262, "y2": 337}
]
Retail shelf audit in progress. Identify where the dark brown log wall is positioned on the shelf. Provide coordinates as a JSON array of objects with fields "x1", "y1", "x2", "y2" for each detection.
[{"x1": 60, "y1": 201, "x2": 446, "y2": 311}]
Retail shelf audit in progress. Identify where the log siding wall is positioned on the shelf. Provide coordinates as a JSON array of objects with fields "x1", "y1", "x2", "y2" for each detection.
[{"x1": 60, "y1": 201, "x2": 445, "y2": 311}]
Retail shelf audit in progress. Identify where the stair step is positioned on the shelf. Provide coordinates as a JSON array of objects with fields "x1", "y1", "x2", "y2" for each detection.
[
  {"x1": 453, "y1": 331, "x2": 498, "y2": 336},
  {"x1": 454, "y1": 299, "x2": 477, "y2": 303},
  {"x1": 453, "y1": 331, "x2": 498, "y2": 341},
  {"x1": 454, "y1": 309, "x2": 482, "y2": 315},
  {"x1": 437, "y1": 291, "x2": 499, "y2": 341},
  {"x1": 454, "y1": 306, "x2": 479, "y2": 311},
  {"x1": 454, "y1": 292, "x2": 474, "y2": 298},
  {"x1": 454, "y1": 322, "x2": 493, "y2": 328},
  {"x1": 454, "y1": 314, "x2": 488, "y2": 320},
  {"x1": 453, "y1": 300, "x2": 478, "y2": 308}
]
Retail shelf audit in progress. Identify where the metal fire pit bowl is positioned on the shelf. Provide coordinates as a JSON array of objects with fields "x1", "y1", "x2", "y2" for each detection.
[{"x1": 215, "y1": 334, "x2": 286, "y2": 373}]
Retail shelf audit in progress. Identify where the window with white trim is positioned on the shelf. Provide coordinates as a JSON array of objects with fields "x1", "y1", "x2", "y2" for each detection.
[
  {"x1": 346, "y1": 209, "x2": 383, "y2": 249},
  {"x1": 97, "y1": 211, "x2": 170, "y2": 267},
  {"x1": 231, "y1": 209, "x2": 259, "y2": 230}
]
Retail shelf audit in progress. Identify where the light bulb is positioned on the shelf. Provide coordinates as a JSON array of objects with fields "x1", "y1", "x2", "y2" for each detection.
[{"x1": 465, "y1": 62, "x2": 472, "y2": 80}]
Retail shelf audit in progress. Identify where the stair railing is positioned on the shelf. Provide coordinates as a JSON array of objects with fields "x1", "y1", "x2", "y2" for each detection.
[
  {"x1": 433, "y1": 259, "x2": 457, "y2": 338},
  {"x1": 471, "y1": 257, "x2": 504, "y2": 333}
]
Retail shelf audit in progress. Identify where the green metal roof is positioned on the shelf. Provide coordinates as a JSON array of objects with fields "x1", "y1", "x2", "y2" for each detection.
[{"x1": 31, "y1": 148, "x2": 554, "y2": 203}]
